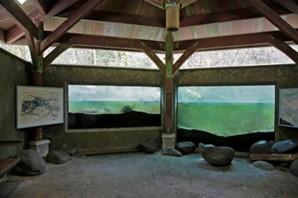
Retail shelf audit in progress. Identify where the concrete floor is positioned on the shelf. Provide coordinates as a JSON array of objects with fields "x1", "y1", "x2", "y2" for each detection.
[{"x1": 2, "y1": 153, "x2": 298, "y2": 198}]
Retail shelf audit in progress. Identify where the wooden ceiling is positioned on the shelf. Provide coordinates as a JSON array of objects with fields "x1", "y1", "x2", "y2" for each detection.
[{"x1": 0, "y1": 0, "x2": 297, "y2": 63}]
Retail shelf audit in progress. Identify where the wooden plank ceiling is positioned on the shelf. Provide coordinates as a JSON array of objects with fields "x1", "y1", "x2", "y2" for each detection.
[{"x1": 0, "y1": 0, "x2": 297, "y2": 54}]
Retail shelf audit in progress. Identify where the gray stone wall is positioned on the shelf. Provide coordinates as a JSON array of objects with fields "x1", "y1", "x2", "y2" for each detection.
[{"x1": 0, "y1": 49, "x2": 29, "y2": 158}]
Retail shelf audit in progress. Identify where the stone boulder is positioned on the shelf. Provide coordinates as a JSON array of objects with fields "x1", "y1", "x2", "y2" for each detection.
[
  {"x1": 271, "y1": 139, "x2": 298, "y2": 153},
  {"x1": 137, "y1": 139, "x2": 160, "y2": 154},
  {"x1": 161, "y1": 148, "x2": 182, "y2": 157},
  {"x1": 176, "y1": 141, "x2": 196, "y2": 155},
  {"x1": 63, "y1": 147, "x2": 78, "y2": 156},
  {"x1": 46, "y1": 150, "x2": 71, "y2": 164},
  {"x1": 252, "y1": 161, "x2": 274, "y2": 171},
  {"x1": 199, "y1": 143, "x2": 235, "y2": 167},
  {"x1": 13, "y1": 149, "x2": 46, "y2": 176},
  {"x1": 290, "y1": 160, "x2": 298, "y2": 177},
  {"x1": 249, "y1": 140, "x2": 272, "y2": 154}
]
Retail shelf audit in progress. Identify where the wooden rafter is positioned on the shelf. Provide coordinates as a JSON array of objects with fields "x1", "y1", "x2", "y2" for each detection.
[
  {"x1": 33, "y1": 0, "x2": 48, "y2": 15},
  {"x1": 175, "y1": 31, "x2": 292, "y2": 52},
  {"x1": 144, "y1": 0, "x2": 164, "y2": 9},
  {"x1": 144, "y1": 0, "x2": 199, "y2": 9},
  {"x1": 5, "y1": 11, "x2": 43, "y2": 44},
  {"x1": 173, "y1": 41, "x2": 199, "y2": 75},
  {"x1": 13, "y1": 30, "x2": 294, "y2": 54},
  {"x1": 40, "y1": 0, "x2": 104, "y2": 52},
  {"x1": 139, "y1": 41, "x2": 165, "y2": 70},
  {"x1": 247, "y1": 0, "x2": 298, "y2": 44},
  {"x1": 44, "y1": 40, "x2": 72, "y2": 68},
  {"x1": 180, "y1": 0, "x2": 199, "y2": 8},
  {"x1": 272, "y1": 0, "x2": 298, "y2": 14},
  {"x1": 267, "y1": 34, "x2": 298, "y2": 64},
  {"x1": 39, "y1": 13, "x2": 297, "y2": 43},
  {"x1": 69, "y1": 34, "x2": 164, "y2": 52},
  {"x1": 46, "y1": 0, "x2": 81, "y2": 17},
  {"x1": 0, "y1": 0, "x2": 40, "y2": 39},
  {"x1": 60, "y1": 10, "x2": 165, "y2": 27},
  {"x1": 5, "y1": 0, "x2": 80, "y2": 44}
]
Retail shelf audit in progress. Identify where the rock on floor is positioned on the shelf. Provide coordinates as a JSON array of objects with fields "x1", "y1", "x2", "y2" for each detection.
[
  {"x1": 176, "y1": 141, "x2": 196, "y2": 155},
  {"x1": 290, "y1": 160, "x2": 298, "y2": 177},
  {"x1": 249, "y1": 140, "x2": 272, "y2": 154},
  {"x1": 13, "y1": 149, "x2": 46, "y2": 176},
  {"x1": 46, "y1": 150, "x2": 71, "y2": 164},
  {"x1": 252, "y1": 161, "x2": 275, "y2": 171},
  {"x1": 161, "y1": 148, "x2": 182, "y2": 157},
  {"x1": 271, "y1": 139, "x2": 298, "y2": 153},
  {"x1": 137, "y1": 139, "x2": 160, "y2": 154},
  {"x1": 199, "y1": 143, "x2": 235, "y2": 167}
]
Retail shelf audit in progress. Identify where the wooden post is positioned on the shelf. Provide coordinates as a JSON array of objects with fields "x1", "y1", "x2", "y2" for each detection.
[
  {"x1": 27, "y1": 25, "x2": 45, "y2": 141},
  {"x1": 32, "y1": 56, "x2": 44, "y2": 141},
  {"x1": 161, "y1": 31, "x2": 177, "y2": 149}
]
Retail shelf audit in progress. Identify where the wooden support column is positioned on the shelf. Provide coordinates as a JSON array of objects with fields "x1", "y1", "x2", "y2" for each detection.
[
  {"x1": 26, "y1": 25, "x2": 45, "y2": 141},
  {"x1": 161, "y1": 31, "x2": 177, "y2": 149},
  {"x1": 140, "y1": 32, "x2": 200, "y2": 149}
]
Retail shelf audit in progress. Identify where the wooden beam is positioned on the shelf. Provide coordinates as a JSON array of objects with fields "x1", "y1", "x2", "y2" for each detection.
[
  {"x1": 13, "y1": 30, "x2": 294, "y2": 54},
  {"x1": 144, "y1": 0, "x2": 164, "y2": 9},
  {"x1": 180, "y1": 0, "x2": 199, "y2": 8},
  {"x1": 33, "y1": 0, "x2": 48, "y2": 15},
  {"x1": 248, "y1": 0, "x2": 298, "y2": 43},
  {"x1": 5, "y1": 26, "x2": 25, "y2": 44},
  {"x1": 0, "y1": 158, "x2": 20, "y2": 177},
  {"x1": 139, "y1": 41, "x2": 165, "y2": 70},
  {"x1": 67, "y1": 34, "x2": 164, "y2": 52},
  {"x1": 175, "y1": 31, "x2": 291, "y2": 52},
  {"x1": 249, "y1": 153, "x2": 298, "y2": 161},
  {"x1": 273, "y1": 0, "x2": 298, "y2": 14},
  {"x1": 4, "y1": 0, "x2": 79, "y2": 44},
  {"x1": 60, "y1": 10, "x2": 165, "y2": 27},
  {"x1": 47, "y1": 0, "x2": 81, "y2": 17},
  {"x1": 0, "y1": 28, "x2": 4, "y2": 41},
  {"x1": 5, "y1": 10, "x2": 43, "y2": 44},
  {"x1": 41, "y1": 0, "x2": 104, "y2": 52},
  {"x1": 44, "y1": 40, "x2": 72, "y2": 67},
  {"x1": 267, "y1": 34, "x2": 298, "y2": 64},
  {"x1": 173, "y1": 41, "x2": 199, "y2": 75},
  {"x1": 0, "y1": 0, "x2": 40, "y2": 39}
]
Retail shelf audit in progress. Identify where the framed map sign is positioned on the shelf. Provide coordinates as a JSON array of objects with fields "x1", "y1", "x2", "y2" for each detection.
[
  {"x1": 279, "y1": 88, "x2": 298, "y2": 128},
  {"x1": 17, "y1": 86, "x2": 64, "y2": 129}
]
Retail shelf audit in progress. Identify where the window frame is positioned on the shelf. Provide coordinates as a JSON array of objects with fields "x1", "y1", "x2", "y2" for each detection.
[
  {"x1": 65, "y1": 83, "x2": 162, "y2": 133},
  {"x1": 176, "y1": 83, "x2": 278, "y2": 135}
]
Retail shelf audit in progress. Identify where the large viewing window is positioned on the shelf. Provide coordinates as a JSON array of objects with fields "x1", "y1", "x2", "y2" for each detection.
[
  {"x1": 177, "y1": 85, "x2": 275, "y2": 137},
  {"x1": 67, "y1": 85, "x2": 161, "y2": 129}
]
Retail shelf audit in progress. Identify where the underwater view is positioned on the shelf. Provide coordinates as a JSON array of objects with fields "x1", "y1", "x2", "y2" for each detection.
[
  {"x1": 68, "y1": 85, "x2": 275, "y2": 136},
  {"x1": 69, "y1": 100, "x2": 160, "y2": 114},
  {"x1": 68, "y1": 85, "x2": 161, "y2": 115},
  {"x1": 178, "y1": 86, "x2": 275, "y2": 137}
]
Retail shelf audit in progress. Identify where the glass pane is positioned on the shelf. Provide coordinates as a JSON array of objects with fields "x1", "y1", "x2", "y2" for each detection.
[
  {"x1": 49, "y1": 48, "x2": 162, "y2": 69},
  {"x1": 68, "y1": 85, "x2": 161, "y2": 129},
  {"x1": 178, "y1": 86, "x2": 275, "y2": 136},
  {"x1": 279, "y1": 88, "x2": 298, "y2": 128},
  {"x1": 181, "y1": 45, "x2": 297, "y2": 69}
]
